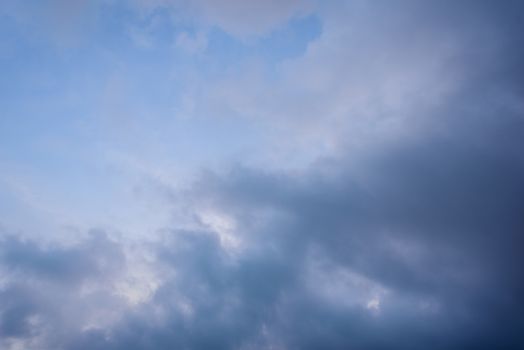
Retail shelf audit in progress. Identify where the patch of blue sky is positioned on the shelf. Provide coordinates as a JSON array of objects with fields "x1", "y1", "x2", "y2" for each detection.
[
  {"x1": 204, "y1": 14, "x2": 321, "y2": 73},
  {"x1": 0, "y1": 1, "x2": 323, "y2": 237},
  {"x1": 256, "y1": 14, "x2": 321, "y2": 63}
]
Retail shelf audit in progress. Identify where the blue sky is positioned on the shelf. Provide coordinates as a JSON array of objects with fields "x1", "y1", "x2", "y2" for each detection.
[
  {"x1": 1, "y1": 1, "x2": 524, "y2": 349},
  {"x1": 0, "y1": 0, "x2": 324, "y2": 238}
]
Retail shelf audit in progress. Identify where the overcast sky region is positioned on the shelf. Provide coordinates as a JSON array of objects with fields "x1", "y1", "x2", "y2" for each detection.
[{"x1": 1, "y1": 1, "x2": 524, "y2": 349}]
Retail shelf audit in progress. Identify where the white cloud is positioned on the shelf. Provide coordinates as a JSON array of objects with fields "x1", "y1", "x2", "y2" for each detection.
[
  {"x1": 191, "y1": 0, "x2": 313, "y2": 38},
  {"x1": 132, "y1": 0, "x2": 313, "y2": 39},
  {"x1": 175, "y1": 30, "x2": 208, "y2": 54}
]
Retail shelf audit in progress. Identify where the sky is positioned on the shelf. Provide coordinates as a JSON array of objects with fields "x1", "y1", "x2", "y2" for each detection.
[{"x1": 0, "y1": 0, "x2": 523, "y2": 349}]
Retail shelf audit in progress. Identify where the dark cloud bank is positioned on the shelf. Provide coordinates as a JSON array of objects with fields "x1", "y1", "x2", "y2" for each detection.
[{"x1": 1, "y1": 1, "x2": 524, "y2": 349}]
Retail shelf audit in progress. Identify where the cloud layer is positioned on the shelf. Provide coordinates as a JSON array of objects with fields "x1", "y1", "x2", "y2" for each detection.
[{"x1": 1, "y1": 0, "x2": 523, "y2": 349}]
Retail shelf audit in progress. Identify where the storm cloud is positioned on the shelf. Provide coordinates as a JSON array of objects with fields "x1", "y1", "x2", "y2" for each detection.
[{"x1": 1, "y1": 0, "x2": 523, "y2": 349}]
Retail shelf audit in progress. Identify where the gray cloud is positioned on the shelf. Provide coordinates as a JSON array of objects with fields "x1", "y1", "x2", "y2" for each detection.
[
  {"x1": 1, "y1": 102, "x2": 522, "y2": 349},
  {"x1": 1, "y1": 1, "x2": 523, "y2": 349}
]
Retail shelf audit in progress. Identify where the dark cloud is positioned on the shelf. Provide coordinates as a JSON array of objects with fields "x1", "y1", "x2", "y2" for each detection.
[
  {"x1": 2, "y1": 105, "x2": 522, "y2": 349},
  {"x1": 0, "y1": 230, "x2": 124, "y2": 285},
  {"x1": 182, "y1": 105, "x2": 524, "y2": 349},
  {"x1": 1, "y1": 1, "x2": 523, "y2": 349},
  {"x1": 0, "y1": 231, "x2": 126, "y2": 347}
]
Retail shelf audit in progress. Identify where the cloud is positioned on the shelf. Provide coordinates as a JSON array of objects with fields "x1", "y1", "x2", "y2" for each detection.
[
  {"x1": 0, "y1": 230, "x2": 127, "y2": 348},
  {"x1": 1, "y1": 1, "x2": 523, "y2": 349},
  {"x1": 175, "y1": 30, "x2": 208, "y2": 54},
  {"x1": 1, "y1": 96, "x2": 523, "y2": 349},
  {"x1": 189, "y1": 0, "x2": 314, "y2": 38},
  {"x1": 185, "y1": 0, "x2": 524, "y2": 167},
  {"x1": 0, "y1": 0, "x2": 99, "y2": 48},
  {"x1": 131, "y1": 0, "x2": 313, "y2": 39}
]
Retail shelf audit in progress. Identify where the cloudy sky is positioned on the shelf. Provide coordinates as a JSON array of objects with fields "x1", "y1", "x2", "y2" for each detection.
[{"x1": 1, "y1": 1, "x2": 523, "y2": 349}]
